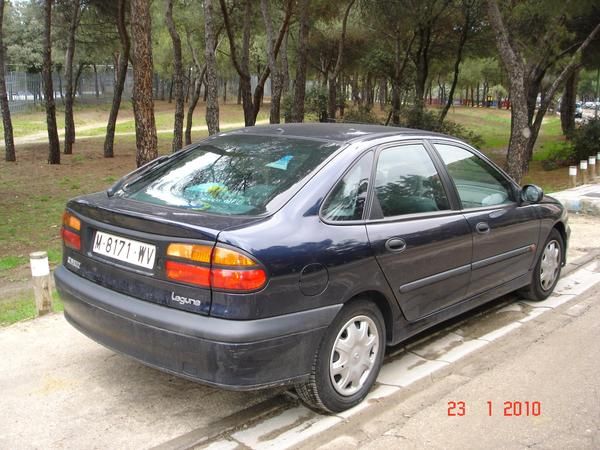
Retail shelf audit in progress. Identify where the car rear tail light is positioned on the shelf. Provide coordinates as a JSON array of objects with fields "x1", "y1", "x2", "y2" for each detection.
[
  {"x1": 167, "y1": 243, "x2": 212, "y2": 263},
  {"x1": 63, "y1": 211, "x2": 81, "y2": 231},
  {"x1": 211, "y1": 268, "x2": 267, "y2": 291},
  {"x1": 165, "y1": 243, "x2": 267, "y2": 291},
  {"x1": 61, "y1": 211, "x2": 81, "y2": 250},
  {"x1": 165, "y1": 260, "x2": 210, "y2": 287}
]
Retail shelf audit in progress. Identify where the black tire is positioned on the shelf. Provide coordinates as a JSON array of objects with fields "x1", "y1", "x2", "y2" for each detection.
[
  {"x1": 519, "y1": 228, "x2": 564, "y2": 301},
  {"x1": 295, "y1": 299, "x2": 385, "y2": 413}
]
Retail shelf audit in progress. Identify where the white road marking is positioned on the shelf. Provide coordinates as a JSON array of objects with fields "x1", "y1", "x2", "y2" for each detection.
[
  {"x1": 378, "y1": 353, "x2": 449, "y2": 387},
  {"x1": 478, "y1": 322, "x2": 523, "y2": 342}
]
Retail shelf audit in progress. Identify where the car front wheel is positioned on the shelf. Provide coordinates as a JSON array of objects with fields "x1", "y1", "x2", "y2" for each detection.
[
  {"x1": 295, "y1": 299, "x2": 385, "y2": 413},
  {"x1": 520, "y1": 228, "x2": 564, "y2": 301}
]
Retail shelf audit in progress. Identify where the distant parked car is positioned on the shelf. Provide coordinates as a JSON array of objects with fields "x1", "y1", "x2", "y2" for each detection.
[
  {"x1": 575, "y1": 102, "x2": 583, "y2": 118},
  {"x1": 55, "y1": 124, "x2": 570, "y2": 412}
]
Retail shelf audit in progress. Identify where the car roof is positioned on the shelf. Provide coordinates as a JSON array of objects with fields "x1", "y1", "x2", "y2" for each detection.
[{"x1": 224, "y1": 123, "x2": 451, "y2": 144}]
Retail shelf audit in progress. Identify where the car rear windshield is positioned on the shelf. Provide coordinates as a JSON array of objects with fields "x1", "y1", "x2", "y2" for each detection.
[{"x1": 122, "y1": 134, "x2": 340, "y2": 216}]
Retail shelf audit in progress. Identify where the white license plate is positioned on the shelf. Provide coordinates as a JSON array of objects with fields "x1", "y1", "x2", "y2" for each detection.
[{"x1": 92, "y1": 231, "x2": 156, "y2": 269}]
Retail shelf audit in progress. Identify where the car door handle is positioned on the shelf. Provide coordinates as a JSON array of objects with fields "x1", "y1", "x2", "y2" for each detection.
[
  {"x1": 385, "y1": 238, "x2": 407, "y2": 252},
  {"x1": 476, "y1": 222, "x2": 490, "y2": 234}
]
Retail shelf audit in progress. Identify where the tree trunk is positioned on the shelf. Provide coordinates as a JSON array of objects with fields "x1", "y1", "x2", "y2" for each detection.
[
  {"x1": 165, "y1": 0, "x2": 184, "y2": 152},
  {"x1": 63, "y1": 0, "x2": 80, "y2": 155},
  {"x1": 104, "y1": 0, "x2": 129, "y2": 158},
  {"x1": 57, "y1": 69, "x2": 63, "y2": 102},
  {"x1": 93, "y1": 63, "x2": 99, "y2": 97},
  {"x1": 327, "y1": 0, "x2": 355, "y2": 121},
  {"x1": 204, "y1": 0, "x2": 220, "y2": 135},
  {"x1": 487, "y1": 0, "x2": 600, "y2": 180},
  {"x1": 261, "y1": 0, "x2": 283, "y2": 124},
  {"x1": 0, "y1": 0, "x2": 14, "y2": 162},
  {"x1": 220, "y1": 0, "x2": 254, "y2": 125},
  {"x1": 223, "y1": 79, "x2": 227, "y2": 103},
  {"x1": 248, "y1": 0, "x2": 292, "y2": 125},
  {"x1": 130, "y1": 0, "x2": 158, "y2": 167},
  {"x1": 439, "y1": 5, "x2": 469, "y2": 124},
  {"x1": 281, "y1": 28, "x2": 290, "y2": 95},
  {"x1": 560, "y1": 67, "x2": 580, "y2": 136},
  {"x1": 185, "y1": 71, "x2": 204, "y2": 145},
  {"x1": 43, "y1": 0, "x2": 60, "y2": 164},
  {"x1": 291, "y1": 0, "x2": 310, "y2": 123}
]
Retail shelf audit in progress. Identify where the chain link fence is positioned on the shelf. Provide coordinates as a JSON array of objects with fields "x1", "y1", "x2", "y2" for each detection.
[{"x1": 5, "y1": 65, "x2": 259, "y2": 115}]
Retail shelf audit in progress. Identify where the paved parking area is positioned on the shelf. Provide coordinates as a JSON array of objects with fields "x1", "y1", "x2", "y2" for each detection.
[{"x1": 0, "y1": 214, "x2": 598, "y2": 449}]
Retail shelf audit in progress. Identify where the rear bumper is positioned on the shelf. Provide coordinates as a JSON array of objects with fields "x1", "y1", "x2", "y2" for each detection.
[{"x1": 55, "y1": 265, "x2": 340, "y2": 389}]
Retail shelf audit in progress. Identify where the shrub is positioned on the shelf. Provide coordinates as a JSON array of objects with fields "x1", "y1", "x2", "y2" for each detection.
[
  {"x1": 571, "y1": 118, "x2": 600, "y2": 162},
  {"x1": 305, "y1": 86, "x2": 328, "y2": 122},
  {"x1": 399, "y1": 109, "x2": 485, "y2": 149},
  {"x1": 533, "y1": 141, "x2": 575, "y2": 170},
  {"x1": 342, "y1": 105, "x2": 381, "y2": 124},
  {"x1": 281, "y1": 93, "x2": 293, "y2": 123}
]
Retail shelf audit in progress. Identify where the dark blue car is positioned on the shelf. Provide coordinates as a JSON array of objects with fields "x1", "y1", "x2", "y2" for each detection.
[{"x1": 55, "y1": 124, "x2": 569, "y2": 412}]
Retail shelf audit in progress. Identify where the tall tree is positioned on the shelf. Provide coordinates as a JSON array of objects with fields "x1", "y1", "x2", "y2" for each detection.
[
  {"x1": 103, "y1": 0, "x2": 130, "y2": 158},
  {"x1": 203, "y1": 0, "x2": 219, "y2": 135},
  {"x1": 43, "y1": 0, "x2": 61, "y2": 164},
  {"x1": 63, "y1": 0, "x2": 81, "y2": 155},
  {"x1": 486, "y1": 0, "x2": 600, "y2": 182},
  {"x1": 560, "y1": 66, "x2": 582, "y2": 136},
  {"x1": 184, "y1": 27, "x2": 206, "y2": 145},
  {"x1": 327, "y1": 0, "x2": 355, "y2": 120},
  {"x1": 165, "y1": 0, "x2": 184, "y2": 151},
  {"x1": 220, "y1": 0, "x2": 291, "y2": 126},
  {"x1": 220, "y1": 0, "x2": 253, "y2": 125},
  {"x1": 261, "y1": 0, "x2": 293, "y2": 124},
  {"x1": 439, "y1": 0, "x2": 475, "y2": 124},
  {"x1": 130, "y1": 0, "x2": 158, "y2": 166},
  {"x1": 290, "y1": 0, "x2": 310, "y2": 123},
  {"x1": 0, "y1": 0, "x2": 15, "y2": 162}
]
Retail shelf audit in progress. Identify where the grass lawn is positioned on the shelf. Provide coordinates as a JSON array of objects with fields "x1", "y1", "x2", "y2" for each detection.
[
  {"x1": 0, "y1": 101, "x2": 571, "y2": 324},
  {"x1": 0, "y1": 290, "x2": 62, "y2": 327}
]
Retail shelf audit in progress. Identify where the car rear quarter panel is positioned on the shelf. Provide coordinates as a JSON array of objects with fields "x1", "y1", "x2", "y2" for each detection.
[{"x1": 213, "y1": 142, "x2": 403, "y2": 324}]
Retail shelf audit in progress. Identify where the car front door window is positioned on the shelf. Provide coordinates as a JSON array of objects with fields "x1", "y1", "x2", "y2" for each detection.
[{"x1": 434, "y1": 143, "x2": 514, "y2": 209}]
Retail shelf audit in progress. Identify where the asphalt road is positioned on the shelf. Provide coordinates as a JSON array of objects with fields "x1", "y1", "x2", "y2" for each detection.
[{"x1": 308, "y1": 282, "x2": 600, "y2": 450}]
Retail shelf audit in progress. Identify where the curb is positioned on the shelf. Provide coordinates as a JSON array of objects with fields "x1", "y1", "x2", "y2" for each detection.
[{"x1": 549, "y1": 183, "x2": 600, "y2": 216}]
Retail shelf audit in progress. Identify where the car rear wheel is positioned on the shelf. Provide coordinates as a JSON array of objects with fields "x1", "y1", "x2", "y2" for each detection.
[
  {"x1": 295, "y1": 299, "x2": 385, "y2": 413},
  {"x1": 519, "y1": 228, "x2": 564, "y2": 301}
]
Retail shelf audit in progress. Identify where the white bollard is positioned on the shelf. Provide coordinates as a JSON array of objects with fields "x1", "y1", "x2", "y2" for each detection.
[
  {"x1": 569, "y1": 165, "x2": 578, "y2": 187},
  {"x1": 30, "y1": 251, "x2": 52, "y2": 316},
  {"x1": 589, "y1": 156, "x2": 596, "y2": 180},
  {"x1": 580, "y1": 160, "x2": 588, "y2": 185}
]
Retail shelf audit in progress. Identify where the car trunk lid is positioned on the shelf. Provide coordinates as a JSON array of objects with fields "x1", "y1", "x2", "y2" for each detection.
[{"x1": 64, "y1": 192, "x2": 261, "y2": 315}]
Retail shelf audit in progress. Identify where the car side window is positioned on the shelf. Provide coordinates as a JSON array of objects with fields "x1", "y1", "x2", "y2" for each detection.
[
  {"x1": 434, "y1": 143, "x2": 514, "y2": 209},
  {"x1": 373, "y1": 144, "x2": 450, "y2": 218},
  {"x1": 322, "y1": 151, "x2": 373, "y2": 221}
]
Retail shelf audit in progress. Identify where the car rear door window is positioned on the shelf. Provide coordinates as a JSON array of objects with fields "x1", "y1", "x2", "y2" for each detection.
[
  {"x1": 434, "y1": 143, "x2": 514, "y2": 209},
  {"x1": 373, "y1": 144, "x2": 450, "y2": 218},
  {"x1": 322, "y1": 152, "x2": 373, "y2": 221}
]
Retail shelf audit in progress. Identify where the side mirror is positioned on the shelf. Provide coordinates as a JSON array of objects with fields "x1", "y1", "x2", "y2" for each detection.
[{"x1": 520, "y1": 184, "x2": 544, "y2": 204}]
